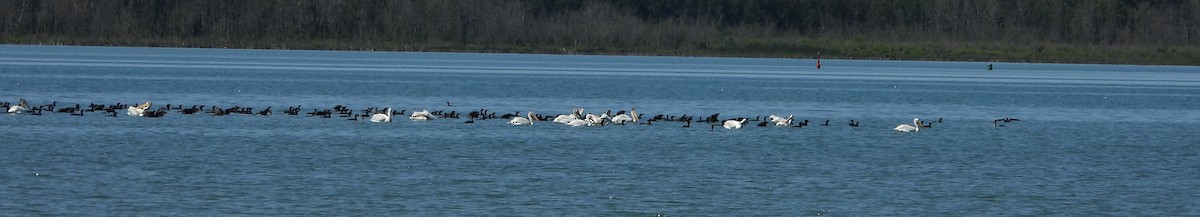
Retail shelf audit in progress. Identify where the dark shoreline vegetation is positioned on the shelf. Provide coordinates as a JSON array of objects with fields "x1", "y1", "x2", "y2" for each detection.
[{"x1": 3, "y1": 0, "x2": 1198, "y2": 65}]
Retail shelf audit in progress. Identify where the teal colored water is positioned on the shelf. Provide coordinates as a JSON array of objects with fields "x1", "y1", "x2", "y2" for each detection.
[{"x1": 1, "y1": 45, "x2": 1199, "y2": 215}]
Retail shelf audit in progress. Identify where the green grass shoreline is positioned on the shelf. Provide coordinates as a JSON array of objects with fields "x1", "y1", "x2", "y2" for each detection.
[{"x1": 5, "y1": 35, "x2": 1197, "y2": 66}]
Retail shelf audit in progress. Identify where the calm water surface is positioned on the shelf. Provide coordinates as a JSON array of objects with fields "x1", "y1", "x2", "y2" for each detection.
[{"x1": 2, "y1": 45, "x2": 1200, "y2": 215}]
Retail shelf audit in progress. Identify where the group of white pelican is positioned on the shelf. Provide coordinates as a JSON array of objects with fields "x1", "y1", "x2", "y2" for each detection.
[
  {"x1": 362, "y1": 107, "x2": 935, "y2": 132},
  {"x1": 541, "y1": 108, "x2": 638, "y2": 127},
  {"x1": 5, "y1": 98, "x2": 997, "y2": 133},
  {"x1": 365, "y1": 108, "x2": 438, "y2": 123},
  {"x1": 370, "y1": 107, "x2": 641, "y2": 127},
  {"x1": 358, "y1": 106, "x2": 879, "y2": 131}
]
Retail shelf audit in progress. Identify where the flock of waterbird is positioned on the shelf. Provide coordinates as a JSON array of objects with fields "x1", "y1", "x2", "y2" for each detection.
[{"x1": 2, "y1": 98, "x2": 1021, "y2": 131}]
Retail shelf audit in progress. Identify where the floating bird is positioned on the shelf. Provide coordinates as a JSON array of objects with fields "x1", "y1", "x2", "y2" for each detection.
[
  {"x1": 409, "y1": 109, "x2": 434, "y2": 121},
  {"x1": 370, "y1": 108, "x2": 393, "y2": 123},
  {"x1": 792, "y1": 119, "x2": 810, "y2": 128},
  {"x1": 565, "y1": 119, "x2": 591, "y2": 127},
  {"x1": 553, "y1": 108, "x2": 583, "y2": 124},
  {"x1": 127, "y1": 102, "x2": 151, "y2": 117},
  {"x1": 995, "y1": 117, "x2": 1020, "y2": 122},
  {"x1": 894, "y1": 118, "x2": 920, "y2": 132},
  {"x1": 509, "y1": 112, "x2": 537, "y2": 126},
  {"x1": 610, "y1": 108, "x2": 638, "y2": 125},
  {"x1": 768, "y1": 115, "x2": 794, "y2": 127},
  {"x1": 7, "y1": 98, "x2": 28, "y2": 113},
  {"x1": 180, "y1": 105, "x2": 201, "y2": 114},
  {"x1": 723, "y1": 118, "x2": 748, "y2": 129},
  {"x1": 283, "y1": 105, "x2": 301, "y2": 115},
  {"x1": 143, "y1": 109, "x2": 166, "y2": 118}
]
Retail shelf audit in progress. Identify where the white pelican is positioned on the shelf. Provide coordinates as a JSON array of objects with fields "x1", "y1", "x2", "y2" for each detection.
[
  {"x1": 370, "y1": 108, "x2": 393, "y2": 123},
  {"x1": 127, "y1": 101, "x2": 151, "y2": 117},
  {"x1": 509, "y1": 112, "x2": 536, "y2": 125},
  {"x1": 565, "y1": 119, "x2": 591, "y2": 127},
  {"x1": 610, "y1": 108, "x2": 638, "y2": 125},
  {"x1": 631, "y1": 108, "x2": 638, "y2": 123},
  {"x1": 894, "y1": 118, "x2": 921, "y2": 132},
  {"x1": 7, "y1": 98, "x2": 28, "y2": 113},
  {"x1": 410, "y1": 109, "x2": 434, "y2": 121},
  {"x1": 723, "y1": 118, "x2": 748, "y2": 129},
  {"x1": 552, "y1": 114, "x2": 578, "y2": 124},
  {"x1": 769, "y1": 114, "x2": 794, "y2": 127},
  {"x1": 553, "y1": 108, "x2": 583, "y2": 124},
  {"x1": 584, "y1": 113, "x2": 609, "y2": 126}
]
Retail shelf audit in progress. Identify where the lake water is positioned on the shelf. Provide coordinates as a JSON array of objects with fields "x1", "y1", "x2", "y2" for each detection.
[{"x1": 2, "y1": 45, "x2": 1199, "y2": 215}]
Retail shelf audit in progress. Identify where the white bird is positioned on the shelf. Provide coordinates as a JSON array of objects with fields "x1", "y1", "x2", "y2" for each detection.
[
  {"x1": 7, "y1": 98, "x2": 28, "y2": 113},
  {"x1": 894, "y1": 118, "x2": 921, "y2": 132},
  {"x1": 584, "y1": 113, "x2": 609, "y2": 126},
  {"x1": 723, "y1": 118, "x2": 748, "y2": 129},
  {"x1": 126, "y1": 101, "x2": 151, "y2": 117},
  {"x1": 630, "y1": 108, "x2": 638, "y2": 123},
  {"x1": 5, "y1": 105, "x2": 23, "y2": 113},
  {"x1": 610, "y1": 108, "x2": 638, "y2": 125},
  {"x1": 553, "y1": 108, "x2": 583, "y2": 124},
  {"x1": 409, "y1": 109, "x2": 434, "y2": 121},
  {"x1": 552, "y1": 114, "x2": 578, "y2": 124},
  {"x1": 769, "y1": 114, "x2": 794, "y2": 127},
  {"x1": 370, "y1": 108, "x2": 393, "y2": 123},
  {"x1": 565, "y1": 119, "x2": 591, "y2": 127},
  {"x1": 509, "y1": 111, "x2": 536, "y2": 125}
]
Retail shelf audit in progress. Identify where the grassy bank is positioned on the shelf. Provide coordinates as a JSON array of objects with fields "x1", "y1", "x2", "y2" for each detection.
[{"x1": 4, "y1": 35, "x2": 1197, "y2": 66}]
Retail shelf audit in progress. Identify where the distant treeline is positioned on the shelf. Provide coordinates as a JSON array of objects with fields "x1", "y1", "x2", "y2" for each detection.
[{"x1": 2, "y1": 0, "x2": 1198, "y2": 65}]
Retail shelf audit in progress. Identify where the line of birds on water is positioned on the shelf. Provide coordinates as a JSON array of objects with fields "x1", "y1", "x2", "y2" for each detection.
[{"x1": 3, "y1": 98, "x2": 1021, "y2": 131}]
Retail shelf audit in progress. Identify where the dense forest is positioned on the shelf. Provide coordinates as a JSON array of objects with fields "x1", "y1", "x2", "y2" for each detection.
[{"x1": 2, "y1": 0, "x2": 1198, "y2": 65}]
